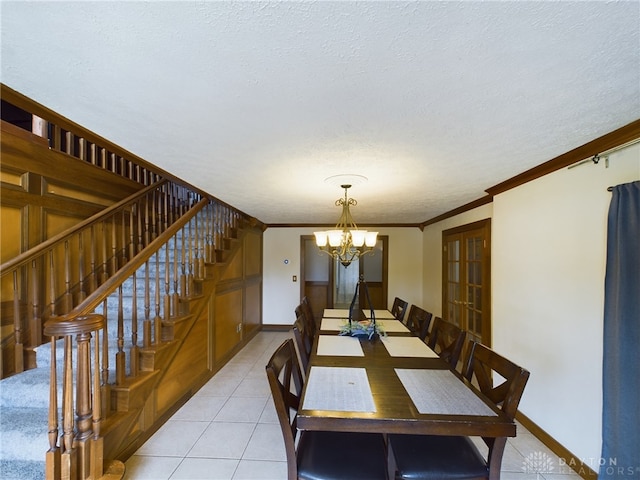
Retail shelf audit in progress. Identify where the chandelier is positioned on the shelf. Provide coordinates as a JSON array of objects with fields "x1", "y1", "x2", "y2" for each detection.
[{"x1": 314, "y1": 184, "x2": 378, "y2": 268}]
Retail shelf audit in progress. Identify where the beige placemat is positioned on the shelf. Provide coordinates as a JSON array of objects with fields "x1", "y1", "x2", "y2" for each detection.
[
  {"x1": 377, "y1": 320, "x2": 410, "y2": 333},
  {"x1": 363, "y1": 309, "x2": 396, "y2": 320},
  {"x1": 320, "y1": 317, "x2": 347, "y2": 331},
  {"x1": 381, "y1": 336, "x2": 439, "y2": 357},
  {"x1": 395, "y1": 368, "x2": 497, "y2": 416},
  {"x1": 317, "y1": 335, "x2": 365, "y2": 356},
  {"x1": 323, "y1": 309, "x2": 351, "y2": 318},
  {"x1": 302, "y1": 366, "x2": 376, "y2": 412}
]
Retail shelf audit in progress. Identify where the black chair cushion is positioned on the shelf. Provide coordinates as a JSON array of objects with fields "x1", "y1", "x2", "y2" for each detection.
[
  {"x1": 389, "y1": 434, "x2": 488, "y2": 480},
  {"x1": 297, "y1": 430, "x2": 388, "y2": 480}
]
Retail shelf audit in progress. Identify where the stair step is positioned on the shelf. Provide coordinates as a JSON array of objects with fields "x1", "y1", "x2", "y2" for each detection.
[
  {"x1": 0, "y1": 406, "x2": 49, "y2": 462},
  {"x1": 0, "y1": 368, "x2": 61, "y2": 409},
  {"x1": 0, "y1": 459, "x2": 45, "y2": 480}
]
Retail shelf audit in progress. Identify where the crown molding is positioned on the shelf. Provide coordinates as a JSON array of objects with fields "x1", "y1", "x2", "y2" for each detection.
[{"x1": 486, "y1": 119, "x2": 640, "y2": 197}]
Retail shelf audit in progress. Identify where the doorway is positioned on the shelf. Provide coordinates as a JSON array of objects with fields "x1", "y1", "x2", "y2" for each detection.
[
  {"x1": 300, "y1": 235, "x2": 388, "y2": 316},
  {"x1": 442, "y1": 219, "x2": 491, "y2": 347}
]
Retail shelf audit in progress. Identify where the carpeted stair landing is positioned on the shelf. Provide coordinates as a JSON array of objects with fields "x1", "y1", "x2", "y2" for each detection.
[{"x1": 0, "y1": 367, "x2": 51, "y2": 479}]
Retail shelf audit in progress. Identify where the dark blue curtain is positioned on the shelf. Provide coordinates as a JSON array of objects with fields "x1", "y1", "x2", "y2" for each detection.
[{"x1": 600, "y1": 181, "x2": 640, "y2": 478}]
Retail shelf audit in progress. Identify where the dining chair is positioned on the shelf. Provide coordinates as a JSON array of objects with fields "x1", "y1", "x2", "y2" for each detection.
[
  {"x1": 391, "y1": 297, "x2": 409, "y2": 322},
  {"x1": 292, "y1": 321, "x2": 311, "y2": 375},
  {"x1": 301, "y1": 296, "x2": 318, "y2": 332},
  {"x1": 426, "y1": 317, "x2": 466, "y2": 369},
  {"x1": 387, "y1": 341, "x2": 530, "y2": 480},
  {"x1": 266, "y1": 339, "x2": 388, "y2": 480},
  {"x1": 405, "y1": 305, "x2": 433, "y2": 341},
  {"x1": 295, "y1": 301, "x2": 316, "y2": 343}
]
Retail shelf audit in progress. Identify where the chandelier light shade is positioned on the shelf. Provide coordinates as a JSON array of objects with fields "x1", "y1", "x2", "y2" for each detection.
[{"x1": 314, "y1": 184, "x2": 378, "y2": 268}]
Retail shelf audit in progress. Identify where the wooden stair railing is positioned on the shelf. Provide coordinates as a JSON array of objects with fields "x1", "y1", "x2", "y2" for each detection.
[
  {"x1": 0, "y1": 179, "x2": 203, "y2": 378},
  {"x1": 38, "y1": 195, "x2": 248, "y2": 479},
  {"x1": 2, "y1": 84, "x2": 162, "y2": 187}
]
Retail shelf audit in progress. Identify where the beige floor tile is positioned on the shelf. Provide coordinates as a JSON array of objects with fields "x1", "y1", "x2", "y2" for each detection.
[
  {"x1": 169, "y1": 458, "x2": 239, "y2": 480},
  {"x1": 172, "y1": 395, "x2": 228, "y2": 422},
  {"x1": 242, "y1": 424, "x2": 286, "y2": 462},
  {"x1": 501, "y1": 442, "x2": 528, "y2": 473},
  {"x1": 233, "y1": 375, "x2": 272, "y2": 398},
  {"x1": 196, "y1": 375, "x2": 243, "y2": 397},
  {"x1": 543, "y1": 473, "x2": 586, "y2": 479},
  {"x1": 187, "y1": 421, "x2": 256, "y2": 459},
  {"x1": 258, "y1": 397, "x2": 278, "y2": 424},
  {"x1": 214, "y1": 396, "x2": 269, "y2": 423},
  {"x1": 135, "y1": 420, "x2": 210, "y2": 457},
  {"x1": 124, "y1": 455, "x2": 182, "y2": 479},
  {"x1": 499, "y1": 473, "x2": 543, "y2": 480},
  {"x1": 232, "y1": 459, "x2": 288, "y2": 480},
  {"x1": 217, "y1": 361, "x2": 255, "y2": 378},
  {"x1": 510, "y1": 431, "x2": 557, "y2": 458}
]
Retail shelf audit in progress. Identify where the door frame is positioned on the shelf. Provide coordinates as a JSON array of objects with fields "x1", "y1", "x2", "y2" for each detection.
[
  {"x1": 442, "y1": 219, "x2": 491, "y2": 347},
  {"x1": 300, "y1": 235, "x2": 388, "y2": 311}
]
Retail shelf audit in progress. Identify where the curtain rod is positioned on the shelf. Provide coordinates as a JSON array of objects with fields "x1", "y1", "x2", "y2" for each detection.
[{"x1": 567, "y1": 137, "x2": 640, "y2": 170}]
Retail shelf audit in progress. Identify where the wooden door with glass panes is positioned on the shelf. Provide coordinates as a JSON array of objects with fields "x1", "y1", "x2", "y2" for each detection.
[{"x1": 442, "y1": 219, "x2": 491, "y2": 348}]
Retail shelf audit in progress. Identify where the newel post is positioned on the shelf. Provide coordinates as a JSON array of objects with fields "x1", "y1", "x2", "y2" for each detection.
[{"x1": 44, "y1": 313, "x2": 105, "y2": 480}]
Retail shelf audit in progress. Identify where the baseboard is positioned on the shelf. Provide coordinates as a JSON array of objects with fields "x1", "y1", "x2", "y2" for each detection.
[
  {"x1": 516, "y1": 411, "x2": 598, "y2": 479},
  {"x1": 261, "y1": 324, "x2": 292, "y2": 332}
]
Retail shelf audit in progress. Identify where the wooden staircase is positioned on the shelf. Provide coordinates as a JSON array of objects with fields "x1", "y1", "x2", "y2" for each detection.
[
  {"x1": 1, "y1": 202, "x2": 262, "y2": 479},
  {"x1": 0, "y1": 85, "x2": 265, "y2": 479}
]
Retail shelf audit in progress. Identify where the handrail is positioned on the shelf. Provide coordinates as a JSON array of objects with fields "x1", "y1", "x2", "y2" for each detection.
[
  {"x1": 0, "y1": 180, "x2": 166, "y2": 274},
  {"x1": 0, "y1": 178, "x2": 203, "y2": 379},
  {"x1": 44, "y1": 312, "x2": 106, "y2": 337},
  {"x1": 70, "y1": 197, "x2": 209, "y2": 317}
]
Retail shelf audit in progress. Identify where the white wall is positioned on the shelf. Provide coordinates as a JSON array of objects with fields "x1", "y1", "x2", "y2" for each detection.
[
  {"x1": 492, "y1": 143, "x2": 639, "y2": 464},
  {"x1": 422, "y1": 143, "x2": 639, "y2": 465},
  {"x1": 263, "y1": 227, "x2": 423, "y2": 325}
]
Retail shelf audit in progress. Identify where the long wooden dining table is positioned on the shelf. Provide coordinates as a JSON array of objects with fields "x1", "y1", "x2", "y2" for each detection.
[{"x1": 296, "y1": 309, "x2": 516, "y2": 438}]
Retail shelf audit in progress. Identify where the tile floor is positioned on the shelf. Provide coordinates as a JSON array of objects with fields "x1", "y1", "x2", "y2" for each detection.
[{"x1": 125, "y1": 331, "x2": 583, "y2": 480}]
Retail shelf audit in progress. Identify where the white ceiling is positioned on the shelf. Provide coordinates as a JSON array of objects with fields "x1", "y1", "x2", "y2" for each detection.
[{"x1": 1, "y1": 1, "x2": 639, "y2": 225}]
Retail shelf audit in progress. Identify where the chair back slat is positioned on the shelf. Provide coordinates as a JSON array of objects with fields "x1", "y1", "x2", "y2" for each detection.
[
  {"x1": 406, "y1": 305, "x2": 433, "y2": 340},
  {"x1": 427, "y1": 317, "x2": 466, "y2": 369},
  {"x1": 391, "y1": 297, "x2": 409, "y2": 322},
  {"x1": 463, "y1": 341, "x2": 530, "y2": 477},
  {"x1": 463, "y1": 341, "x2": 530, "y2": 421}
]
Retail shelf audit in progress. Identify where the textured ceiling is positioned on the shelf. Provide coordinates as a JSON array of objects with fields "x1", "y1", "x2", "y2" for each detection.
[{"x1": 1, "y1": 1, "x2": 639, "y2": 225}]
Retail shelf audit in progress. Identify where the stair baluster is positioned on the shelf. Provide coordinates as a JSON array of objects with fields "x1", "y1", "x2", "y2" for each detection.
[
  {"x1": 91, "y1": 327, "x2": 103, "y2": 480},
  {"x1": 100, "y1": 299, "x2": 110, "y2": 413},
  {"x1": 154, "y1": 251, "x2": 162, "y2": 345},
  {"x1": 101, "y1": 222, "x2": 109, "y2": 285},
  {"x1": 130, "y1": 271, "x2": 139, "y2": 376},
  {"x1": 46, "y1": 332, "x2": 60, "y2": 479},
  {"x1": 78, "y1": 233, "x2": 87, "y2": 303},
  {"x1": 63, "y1": 241, "x2": 72, "y2": 314},
  {"x1": 115, "y1": 286, "x2": 125, "y2": 386},
  {"x1": 129, "y1": 204, "x2": 136, "y2": 261},
  {"x1": 12, "y1": 271, "x2": 23, "y2": 373},
  {"x1": 143, "y1": 261, "x2": 151, "y2": 349},
  {"x1": 187, "y1": 220, "x2": 194, "y2": 296},
  {"x1": 89, "y1": 225, "x2": 97, "y2": 293},
  {"x1": 110, "y1": 216, "x2": 118, "y2": 277},
  {"x1": 31, "y1": 259, "x2": 42, "y2": 350},
  {"x1": 179, "y1": 227, "x2": 187, "y2": 300},
  {"x1": 61, "y1": 336, "x2": 76, "y2": 479}
]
